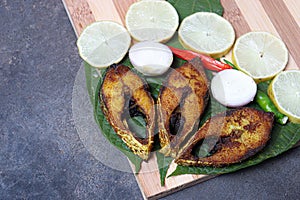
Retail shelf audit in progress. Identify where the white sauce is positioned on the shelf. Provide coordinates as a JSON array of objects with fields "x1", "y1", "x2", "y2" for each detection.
[
  {"x1": 211, "y1": 69, "x2": 257, "y2": 107},
  {"x1": 129, "y1": 41, "x2": 173, "y2": 76}
]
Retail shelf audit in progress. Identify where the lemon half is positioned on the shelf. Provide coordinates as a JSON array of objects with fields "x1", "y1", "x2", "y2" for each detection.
[
  {"x1": 77, "y1": 21, "x2": 131, "y2": 68},
  {"x1": 125, "y1": 0, "x2": 179, "y2": 43},
  {"x1": 268, "y1": 70, "x2": 300, "y2": 123},
  {"x1": 178, "y1": 12, "x2": 235, "y2": 58},
  {"x1": 232, "y1": 32, "x2": 288, "y2": 82}
]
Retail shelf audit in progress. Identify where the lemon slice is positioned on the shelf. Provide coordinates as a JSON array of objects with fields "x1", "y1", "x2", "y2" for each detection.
[
  {"x1": 178, "y1": 12, "x2": 235, "y2": 58},
  {"x1": 77, "y1": 21, "x2": 131, "y2": 68},
  {"x1": 232, "y1": 32, "x2": 288, "y2": 82},
  {"x1": 268, "y1": 70, "x2": 300, "y2": 123},
  {"x1": 125, "y1": 0, "x2": 179, "y2": 43}
]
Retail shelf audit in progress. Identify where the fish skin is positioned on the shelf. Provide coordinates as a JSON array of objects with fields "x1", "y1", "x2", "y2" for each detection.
[
  {"x1": 100, "y1": 64, "x2": 155, "y2": 160},
  {"x1": 157, "y1": 58, "x2": 209, "y2": 157},
  {"x1": 175, "y1": 107, "x2": 274, "y2": 167}
]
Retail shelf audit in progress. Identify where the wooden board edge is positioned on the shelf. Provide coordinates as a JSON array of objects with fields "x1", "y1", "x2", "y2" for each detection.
[
  {"x1": 62, "y1": 0, "x2": 79, "y2": 37},
  {"x1": 62, "y1": 0, "x2": 96, "y2": 36},
  {"x1": 132, "y1": 171, "x2": 149, "y2": 200},
  {"x1": 146, "y1": 175, "x2": 217, "y2": 200},
  {"x1": 129, "y1": 158, "x2": 215, "y2": 200},
  {"x1": 129, "y1": 161, "x2": 216, "y2": 200}
]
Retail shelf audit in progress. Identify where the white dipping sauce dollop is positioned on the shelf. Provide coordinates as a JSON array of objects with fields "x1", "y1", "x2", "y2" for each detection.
[
  {"x1": 211, "y1": 69, "x2": 257, "y2": 107},
  {"x1": 129, "y1": 41, "x2": 173, "y2": 76}
]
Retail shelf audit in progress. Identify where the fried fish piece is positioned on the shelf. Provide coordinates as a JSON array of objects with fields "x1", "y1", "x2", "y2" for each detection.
[
  {"x1": 157, "y1": 59, "x2": 209, "y2": 157},
  {"x1": 175, "y1": 107, "x2": 274, "y2": 167},
  {"x1": 100, "y1": 64, "x2": 155, "y2": 160}
]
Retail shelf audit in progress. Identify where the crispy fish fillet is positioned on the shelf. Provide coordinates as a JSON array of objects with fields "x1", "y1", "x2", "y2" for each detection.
[
  {"x1": 175, "y1": 107, "x2": 274, "y2": 167},
  {"x1": 157, "y1": 59, "x2": 209, "y2": 157},
  {"x1": 100, "y1": 64, "x2": 155, "y2": 160}
]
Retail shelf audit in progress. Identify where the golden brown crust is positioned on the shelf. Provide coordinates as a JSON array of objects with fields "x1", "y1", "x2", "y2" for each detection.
[
  {"x1": 100, "y1": 64, "x2": 155, "y2": 160},
  {"x1": 175, "y1": 107, "x2": 274, "y2": 167},
  {"x1": 157, "y1": 59, "x2": 209, "y2": 157}
]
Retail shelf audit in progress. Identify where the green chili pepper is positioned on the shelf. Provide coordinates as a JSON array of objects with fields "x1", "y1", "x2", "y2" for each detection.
[
  {"x1": 223, "y1": 59, "x2": 238, "y2": 70},
  {"x1": 255, "y1": 90, "x2": 288, "y2": 125}
]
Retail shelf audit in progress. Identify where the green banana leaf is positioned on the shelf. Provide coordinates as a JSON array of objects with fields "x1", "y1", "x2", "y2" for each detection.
[{"x1": 167, "y1": 0, "x2": 223, "y2": 22}]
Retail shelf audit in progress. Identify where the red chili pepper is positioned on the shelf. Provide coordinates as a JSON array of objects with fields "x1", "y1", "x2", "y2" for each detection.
[{"x1": 168, "y1": 46, "x2": 232, "y2": 72}]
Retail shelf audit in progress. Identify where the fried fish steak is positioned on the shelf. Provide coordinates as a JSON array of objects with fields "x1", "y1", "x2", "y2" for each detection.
[
  {"x1": 157, "y1": 59, "x2": 209, "y2": 157},
  {"x1": 175, "y1": 107, "x2": 274, "y2": 167},
  {"x1": 100, "y1": 64, "x2": 155, "y2": 160}
]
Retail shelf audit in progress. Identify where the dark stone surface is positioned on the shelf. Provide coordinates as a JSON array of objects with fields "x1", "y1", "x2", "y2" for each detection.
[{"x1": 0, "y1": 1, "x2": 299, "y2": 199}]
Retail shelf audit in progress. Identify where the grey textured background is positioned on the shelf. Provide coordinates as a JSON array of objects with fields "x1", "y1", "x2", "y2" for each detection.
[{"x1": 0, "y1": 1, "x2": 299, "y2": 199}]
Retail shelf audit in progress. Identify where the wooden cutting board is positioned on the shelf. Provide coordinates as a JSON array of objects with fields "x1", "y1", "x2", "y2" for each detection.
[{"x1": 62, "y1": 0, "x2": 300, "y2": 199}]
